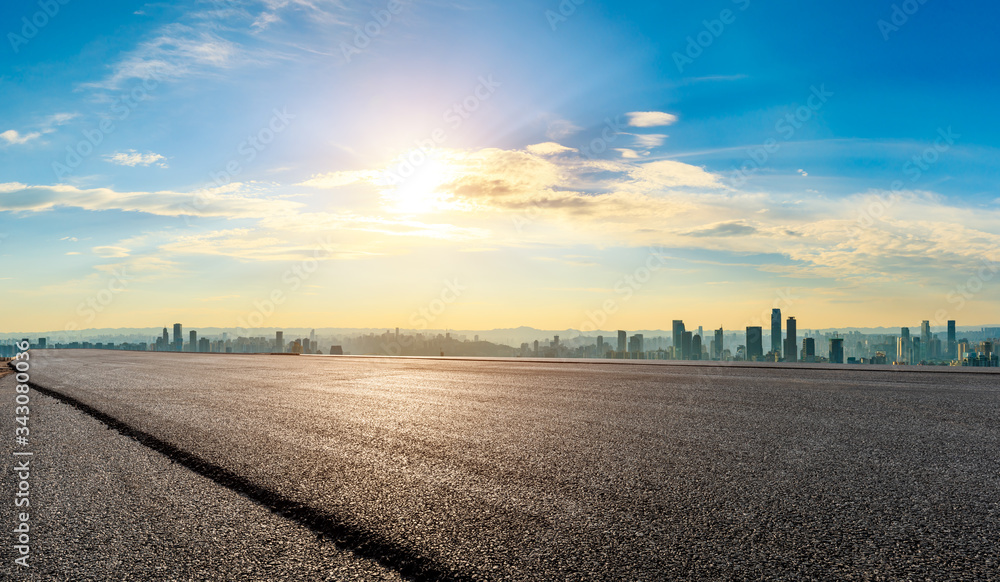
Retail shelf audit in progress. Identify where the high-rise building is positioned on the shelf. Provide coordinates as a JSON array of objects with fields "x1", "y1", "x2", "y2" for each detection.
[
  {"x1": 829, "y1": 338, "x2": 844, "y2": 364},
  {"x1": 714, "y1": 327, "x2": 724, "y2": 360},
  {"x1": 746, "y1": 327, "x2": 763, "y2": 360},
  {"x1": 617, "y1": 330, "x2": 627, "y2": 354},
  {"x1": 553, "y1": 335, "x2": 560, "y2": 348},
  {"x1": 947, "y1": 320, "x2": 956, "y2": 359},
  {"x1": 802, "y1": 337, "x2": 816, "y2": 362},
  {"x1": 162, "y1": 327, "x2": 169, "y2": 348},
  {"x1": 771, "y1": 309, "x2": 782, "y2": 354},
  {"x1": 188, "y1": 330, "x2": 197, "y2": 352},
  {"x1": 173, "y1": 323, "x2": 182, "y2": 352},
  {"x1": 628, "y1": 334, "x2": 644, "y2": 356},
  {"x1": 691, "y1": 334, "x2": 702, "y2": 360},
  {"x1": 784, "y1": 317, "x2": 797, "y2": 362},
  {"x1": 912, "y1": 337, "x2": 922, "y2": 363},
  {"x1": 311, "y1": 329, "x2": 317, "y2": 344},
  {"x1": 899, "y1": 327, "x2": 911, "y2": 364},
  {"x1": 198, "y1": 337, "x2": 210, "y2": 353},
  {"x1": 682, "y1": 331, "x2": 693, "y2": 360},
  {"x1": 921, "y1": 320, "x2": 931, "y2": 347},
  {"x1": 596, "y1": 336, "x2": 604, "y2": 354},
  {"x1": 275, "y1": 331, "x2": 284, "y2": 352},
  {"x1": 672, "y1": 320, "x2": 685, "y2": 358}
]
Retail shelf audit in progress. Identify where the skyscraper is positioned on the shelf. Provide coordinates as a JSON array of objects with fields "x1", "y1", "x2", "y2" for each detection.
[
  {"x1": 947, "y1": 320, "x2": 956, "y2": 359},
  {"x1": 189, "y1": 330, "x2": 197, "y2": 352},
  {"x1": 784, "y1": 317, "x2": 797, "y2": 362},
  {"x1": 691, "y1": 334, "x2": 702, "y2": 360},
  {"x1": 596, "y1": 336, "x2": 604, "y2": 354},
  {"x1": 672, "y1": 320, "x2": 685, "y2": 358},
  {"x1": 617, "y1": 330, "x2": 627, "y2": 354},
  {"x1": 173, "y1": 323, "x2": 182, "y2": 352},
  {"x1": 714, "y1": 327, "x2": 723, "y2": 360},
  {"x1": 900, "y1": 327, "x2": 911, "y2": 364},
  {"x1": 275, "y1": 331, "x2": 284, "y2": 352},
  {"x1": 682, "y1": 331, "x2": 693, "y2": 360},
  {"x1": 746, "y1": 327, "x2": 763, "y2": 360},
  {"x1": 802, "y1": 337, "x2": 816, "y2": 362},
  {"x1": 829, "y1": 338, "x2": 844, "y2": 364},
  {"x1": 771, "y1": 308, "x2": 782, "y2": 354},
  {"x1": 162, "y1": 327, "x2": 169, "y2": 350},
  {"x1": 921, "y1": 320, "x2": 931, "y2": 347}
]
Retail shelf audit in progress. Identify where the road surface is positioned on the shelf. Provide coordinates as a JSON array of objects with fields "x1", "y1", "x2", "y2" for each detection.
[{"x1": 3, "y1": 350, "x2": 999, "y2": 580}]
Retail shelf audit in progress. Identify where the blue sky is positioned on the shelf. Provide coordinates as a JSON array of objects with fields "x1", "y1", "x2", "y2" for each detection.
[{"x1": 2, "y1": 0, "x2": 999, "y2": 333}]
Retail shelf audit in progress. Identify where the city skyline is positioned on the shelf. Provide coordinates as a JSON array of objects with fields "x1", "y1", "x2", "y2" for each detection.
[{"x1": 3, "y1": 1, "x2": 1000, "y2": 332}]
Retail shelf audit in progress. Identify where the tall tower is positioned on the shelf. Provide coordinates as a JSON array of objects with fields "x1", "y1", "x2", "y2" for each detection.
[
  {"x1": 746, "y1": 327, "x2": 763, "y2": 360},
  {"x1": 784, "y1": 317, "x2": 797, "y2": 362},
  {"x1": 275, "y1": 331, "x2": 284, "y2": 352},
  {"x1": 714, "y1": 327, "x2": 724, "y2": 360},
  {"x1": 771, "y1": 308, "x2": 782, "y2": 354},
  {"x1": 829, "y1": 338, "x2": 844, "y2": 364},
  {"x1": 947, "y1": 320, "x2": 956, "y2": 359},
  {"x1": 173, "y1": 323, "x2": 182, "y2": 352},
  {"x1": 672, "y1": 320, "x2": 685, "y2": 358},
  {"x1": 162, "y1": 327, "x2": 169, "y2": 346},
  {"x1": 189, "y1": 330, "x2": 197, "y2": 352},
  {"x1": 921, "y1": 320, "x2": 931, "y2": 347},
  {"x1": 617, "y1": 330, "x2": 627, "y2": 354}
]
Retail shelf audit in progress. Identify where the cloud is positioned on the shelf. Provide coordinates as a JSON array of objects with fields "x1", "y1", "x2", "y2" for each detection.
[
  {"x1": 798, "y1": 169, "x2": 808, "y2": 177},
  {"x1": 546, "y1": 118, "x2": 583, "y2": 140},
  {"x1": 626, "y1": 111, "x2": 678, "y2": 128},
  {"x1": 0, "y1": 130, "x2": 41, "y2": 145},
  {"x1": 93, "y1": 245, "x2": 131, "y2": 258},
  {"x1": 525, "y1": 142, "x2": 576, "y2": 156},
  {"x1": 0, "y1": 182, "x2": 303, "y2": 219},
  {"x1": 630, "y1": 134, "x2": 667, "y2": 148},
  {"x1": 682, "y1": 221, "x2": 758, "y2": 238},
  {"x1": 298, "y1": 170, "x2": 381, "y2": 188},
  {"x1": 615, "y1": 148, "x2": 641, "y2": 159},
  {"x1": 104, "y1": 150, "x2": 168, "y2": 167}
]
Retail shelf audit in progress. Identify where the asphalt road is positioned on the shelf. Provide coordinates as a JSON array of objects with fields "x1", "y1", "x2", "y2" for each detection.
[{"x1": 5, "y1": 350, "x2": 1000, "y2": 580}]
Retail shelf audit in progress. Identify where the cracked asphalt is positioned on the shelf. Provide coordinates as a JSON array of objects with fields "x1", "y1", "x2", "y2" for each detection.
[{"x1": 2, "y1": 350, "x2": 999, "y2": 580}]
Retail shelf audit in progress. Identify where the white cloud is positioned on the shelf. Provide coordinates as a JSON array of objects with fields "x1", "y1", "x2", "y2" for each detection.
[
  {"x1": 0, "y1": 130, "x2": 41, "y2": 145},
  {"x1": 525, "y1": 142, "x2": 576, "y2": 156},
  {"x1": 615, "y1": 148, "x2": 641, "y2": 159},
  {"x1": 93, "y1": 246, "x2": 131, "y2": 258},
  {"x1": 630, "y1": 133, "x2": 667, "y2": 148},
  {"x1": 626, "y1": 111, "x2": 678, "y2": 128},
  {"x1": 104, "y1": 150, "x2": 168, "y2": 168},
  {"x1": 298, "y1": 170, "x2": 381, "y2": 188},
  {"x1": 545, "y1": 118, "x2": 583, "y2": 140}
]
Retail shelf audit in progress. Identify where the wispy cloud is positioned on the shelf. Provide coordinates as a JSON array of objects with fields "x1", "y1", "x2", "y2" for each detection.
[
  {"x1": 104, "y1": 150, "x2": 168, "y2": 168},
  {"x1": 0, "y1": 130, "x2": 41, "y2": 145},
  {"x1": 626, "y1": 111, "x2": 678, "y2": 128}
]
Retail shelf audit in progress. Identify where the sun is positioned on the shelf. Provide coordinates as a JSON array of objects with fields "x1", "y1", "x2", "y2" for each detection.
[{"x1": 379, "y1": 152, "x2": 458, "y2": 214}]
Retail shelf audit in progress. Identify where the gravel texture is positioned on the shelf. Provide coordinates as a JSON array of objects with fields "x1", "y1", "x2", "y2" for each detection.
[{"x1": 6, "y1": 350, "x2": 1000, "y2": 580}]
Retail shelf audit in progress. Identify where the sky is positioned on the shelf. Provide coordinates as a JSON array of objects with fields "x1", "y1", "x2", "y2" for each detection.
[{"x1": 1, "y1": 0, "x2": 999, "y2": 334}]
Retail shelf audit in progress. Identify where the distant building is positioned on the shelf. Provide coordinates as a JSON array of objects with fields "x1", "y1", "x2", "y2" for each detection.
[
  {"x1": 173, "y1": 323, "x2": 183, "y2": 352},
  {"x1": 275, "y1": 331, "x2": 284, "y2": 353},
  {"x1": 771, "y1": 309, "x2": 782, "y2": 354},
  {"x1": 691, "y1": 334, "x2": 702, "y2": 360},
  {"x1": 947, "y1": 320, "x2": 956, "y2": 359},
  {"x1": 628, "y1": 334, "x2": 644, "y2": 356},
  {"x1": 802, "y1": 337, "x2": 815, "y2": 362},
  {"x1": 330, "y1": 345, "x2": 343, "y2": 355},
  {"x1": 198, "y1": 337, "x2": 210, "y2": 352},
  {"x1": 189, "y1": 330, "x2": 197, "y2": 352},
  {"x1": 714, "y1": 327, "x2": 723, "y2": 360},
  {"x1": 596, "y1": 336, "x2": 604, "y2": 355},
  {"x1": 746, "y1": 327, "x2": 763, "y2": 360},
  {"x1": 682, "y1": 331, "x2": 693, "y2": 360},
  {"x1": 617, "y1": 330, "x2": 627, "y2": 355},
  {"x1": 784, "y1": 317, "x2": 797, "y2": 362},
  {"x1": 672, "y1": 320, "x2": 685, "y2": 359},
  {"x1": 829, "y1": 338, "x2": 844, "y2": 364},
  {"x1": 921, "y1": 320, "x2": 931, "y2": 349}
]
